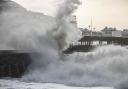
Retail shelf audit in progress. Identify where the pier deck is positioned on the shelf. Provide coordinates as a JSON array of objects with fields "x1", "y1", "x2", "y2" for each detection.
[
  {"x1": 79, "y1": 36, "x2": 128, "y2": 45},
  {"x1": 64, "y1": 36, "x2": 128, "y2": 54}
]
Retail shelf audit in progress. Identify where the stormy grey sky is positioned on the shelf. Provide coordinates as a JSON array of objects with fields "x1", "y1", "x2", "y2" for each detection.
[{"x1": 13, "y1": 0, "x2": 128, "y2": 30}]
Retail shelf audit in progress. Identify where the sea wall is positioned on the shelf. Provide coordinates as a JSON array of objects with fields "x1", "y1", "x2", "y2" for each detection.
[{"x1": 0, "y1": 51, "x2": 31, "y2": 78}]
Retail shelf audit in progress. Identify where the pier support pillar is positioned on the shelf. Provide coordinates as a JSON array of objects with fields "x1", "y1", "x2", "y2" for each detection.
[{"x1": 8, "y1": 65, "x2": 12, "y2": 77}]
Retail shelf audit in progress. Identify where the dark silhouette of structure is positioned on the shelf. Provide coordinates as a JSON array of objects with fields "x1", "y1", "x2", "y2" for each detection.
[
  {"x1": 0, "y1": 50, "x2": 31, "y2": 78},
  {"x1": 64, "y1": 36, "x2": 128, "y2": 54},
  {"x1": 0, "y1": 0, "x2": 31, "y2": 78}
]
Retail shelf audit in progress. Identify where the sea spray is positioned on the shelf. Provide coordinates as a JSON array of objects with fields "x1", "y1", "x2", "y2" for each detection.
[
  {"x1": 22, "y1": 45, "x2": 128, "y2": 87},
  {"x1": 0, "y1": 0, "x2": 81, "y2": 80},
  {"x1": 1, "y1": 0, "x2": 128, "y2": 88},
  {"x1": 22, "y1": 0, "x2": 82, "y2": 79},
  {"x1": 50, "y1": 0, "x2": 81, "y2": 50}
]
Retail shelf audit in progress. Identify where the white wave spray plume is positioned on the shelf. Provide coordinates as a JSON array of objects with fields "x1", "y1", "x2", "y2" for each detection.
[
  {"x1": 20, "y1": 0, "x2": 128, "y2": 88},
  {"x1": 1, "y1": 0, "x2": 128, "y2": 88},
  {"x1": 22, "y1": 0, "x2": 82, "y2": 79}
]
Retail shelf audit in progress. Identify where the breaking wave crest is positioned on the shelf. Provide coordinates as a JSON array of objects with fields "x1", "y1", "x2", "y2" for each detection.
[{"x1": 22, "y1": 45, "x2": 128, "y2": 88}]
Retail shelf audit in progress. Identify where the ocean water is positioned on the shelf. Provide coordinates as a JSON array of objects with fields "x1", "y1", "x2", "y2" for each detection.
[
  {"x1": 1, "y1": 45, "x2": 128, "y2": 89},
  {"x1": 0, "y1": 79, "x2": 113, "y2": 89}
]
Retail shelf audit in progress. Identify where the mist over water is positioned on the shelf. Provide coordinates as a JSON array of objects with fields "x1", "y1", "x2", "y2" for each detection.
[{"x1": 1, "y1": 0, "x2": 128, "y2": 89}]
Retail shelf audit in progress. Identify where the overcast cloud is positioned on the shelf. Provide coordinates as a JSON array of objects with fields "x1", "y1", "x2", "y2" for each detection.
[{"x1": 13, "y1": 0, "x2": 128, "y2": 30}]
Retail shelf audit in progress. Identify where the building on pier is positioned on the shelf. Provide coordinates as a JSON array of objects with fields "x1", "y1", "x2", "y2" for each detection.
[
  {"x1": 64, "y1": 27, "x2": 128, "y2": 54},
  {"x1": 122, "y1": 29, "x2": 128, "y2": 37},
  {"x1": 81, "y1": 28, "x2": 102, "y2": 37},
  {"x1": 80, "y1": 26, "x2": 128, "y2": 38},
  {"x1": 101, "y1": 26, "x2": 117, "y2": 37}
]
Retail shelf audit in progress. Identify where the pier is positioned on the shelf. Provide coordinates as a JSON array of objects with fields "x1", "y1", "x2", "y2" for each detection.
[{"x1": 63, "y1": 36, "x2": 128, "y2": 54}]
